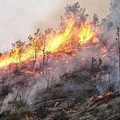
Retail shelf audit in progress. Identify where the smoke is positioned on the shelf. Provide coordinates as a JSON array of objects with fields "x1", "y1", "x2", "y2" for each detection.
[
  {"x1": 109, "y1": 0, "x2": 120, "y2": 27},
  {"x1": 0, "y1": 0, "x2": 110, "y2": 52},
  {"x1": 99, "y1": 0, "x2": 120, "y2": 84},
  {"x1": 100, "y1": 0, "x2": 120, "y2": 45},
  {"x1": 0, "y1": 0, "x2": 65, "y2": 52}
]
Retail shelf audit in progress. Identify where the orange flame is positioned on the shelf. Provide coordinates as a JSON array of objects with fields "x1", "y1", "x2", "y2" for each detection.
[
  {"x1": 79, "y1": 23, "x2": 95, "y2": 44},
  {"x1": 0, "y1": 18, "x2": 96, "y2": 69},
  {"x1": 97, "y1": 91, "x2": 113, "y2": 100},
  {"x1": 45, "y1": 19, "x2": 74, "y2": 53}
]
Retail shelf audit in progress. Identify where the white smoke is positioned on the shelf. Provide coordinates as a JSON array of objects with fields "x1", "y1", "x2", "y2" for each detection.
[{"x1": 110, "y1": 0, "x2": 120, "y2": 27}]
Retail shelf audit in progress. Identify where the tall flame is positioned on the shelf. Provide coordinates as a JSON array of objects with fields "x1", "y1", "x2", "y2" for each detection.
[
  {"x1": 45, "y1": 19, "x2": 74, "y2": 53},
  {"x1": 79, "y1": 23, "x2": 95, "y2": 44},
  {"x1": 0, "y1": 18, "x2": 96, "y2": 69}
]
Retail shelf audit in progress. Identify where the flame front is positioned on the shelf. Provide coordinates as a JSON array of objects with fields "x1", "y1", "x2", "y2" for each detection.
[
  {"x1": 0, "y1": 18, "x2": 96, "y2": 69},
  {"x1": 79, "y1": 23, "x2": 95, "y2": 44},
  {"x1": 45, "y1": 19, "x2": 74, "y2": 53}
]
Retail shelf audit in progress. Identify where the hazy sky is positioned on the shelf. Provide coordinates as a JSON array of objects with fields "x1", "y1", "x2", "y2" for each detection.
[{"x1": 0, "y1": 0, "x2": 110, "y2": 52}]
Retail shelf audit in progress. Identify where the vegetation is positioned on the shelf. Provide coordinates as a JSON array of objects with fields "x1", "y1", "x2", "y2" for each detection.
[{"x1": 0, "y1": 1, "x2": 119, "y2": 120}]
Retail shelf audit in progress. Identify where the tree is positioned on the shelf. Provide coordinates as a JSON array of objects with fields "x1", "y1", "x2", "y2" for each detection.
[
  {"x1": 116, "y1": 27, "x2": 120, "y2": 86},
  {"x1": 64, "y1": 2, "x2": 88, "y2": 24},
  {"x1": 93, "y1": 13, "x2": 99, "y2": 27},
  {"x1": 12, "y1": 40, "x2": 25, "y2": 63},
  {"x1": 110, "y1": 0, "x2": 120, "y2": 27}
]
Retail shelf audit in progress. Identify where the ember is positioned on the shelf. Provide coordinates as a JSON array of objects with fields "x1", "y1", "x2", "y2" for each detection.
[{"x1": 97, "y1": 91, "x2": 114, "y2": 100}]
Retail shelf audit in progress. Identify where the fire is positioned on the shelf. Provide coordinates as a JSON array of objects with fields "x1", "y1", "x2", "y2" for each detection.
[
  {"x1": 45, "y1": 19, "x2": 74, "y2": 53},
  {"x1": 0, "y1": 48, "x2": 20, "y2": 68},
  {"x1": 97, "y1": 91, "x2": 113, "y2": 100},
  {"x1": 0, "y1": 18, "x2": 96, "y2": 69},
  {"x1": 79, "y1": 23, "x2": 95, "y2": 44}
]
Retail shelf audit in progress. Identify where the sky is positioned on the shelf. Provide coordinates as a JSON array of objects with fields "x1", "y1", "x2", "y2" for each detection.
[{"x1": 0, "y1": 0, "x2": 110, "y2": 52}]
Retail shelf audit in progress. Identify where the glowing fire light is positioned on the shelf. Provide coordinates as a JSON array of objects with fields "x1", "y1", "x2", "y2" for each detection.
[
  {"x1": 97, "y1": 92, "x2": 113, "y2": 99},
  {"x1": 0, "y1": 18, "x2": 96, "y2": 69},
  {"x1": 45, "y1": 19, "x2": 74, "y2": 53},
  {"x1": 79, "y1": 23, "x2": 95, "y2": 44}
]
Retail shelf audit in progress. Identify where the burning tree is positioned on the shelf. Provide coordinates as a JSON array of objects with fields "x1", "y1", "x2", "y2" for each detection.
[{"x1": 0, "y1": 3, "x2": 119, "y2": 118}]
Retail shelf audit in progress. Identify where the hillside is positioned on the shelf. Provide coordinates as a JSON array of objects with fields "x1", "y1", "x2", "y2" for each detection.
[
  {"x1": 0, "y1": 1, "x2": 120, "y2": 120},
  {"x1": 0, "y1": 72, "x2": 120, "y2": 120}
]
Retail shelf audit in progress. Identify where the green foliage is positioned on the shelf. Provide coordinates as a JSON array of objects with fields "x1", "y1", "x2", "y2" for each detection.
[
  {"x1": 9, "y1": 99, "x2": 26, "y2": 109},
  {"x1": 5, "y1": 109, "x2": 31, "y2": 120},
  {"x1": 4, "y1": 100, "x2": 31, "y2": 120}
]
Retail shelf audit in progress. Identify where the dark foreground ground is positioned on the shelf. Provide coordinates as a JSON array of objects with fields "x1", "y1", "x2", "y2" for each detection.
[
  {"x1": 29, "y1": 92, "x2": 120, "y2": 120},
  {"x1": 0, "y1": 73, "x2": 120, "y2": 120}
]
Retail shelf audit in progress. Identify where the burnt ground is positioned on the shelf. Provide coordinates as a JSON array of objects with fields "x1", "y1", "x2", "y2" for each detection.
[
  {"x1": 0, "y1": 73, "x2": 120, "y2": 120},
  {"x1": 29, "y1": 91, "x2": 120, "y2": 120}
]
